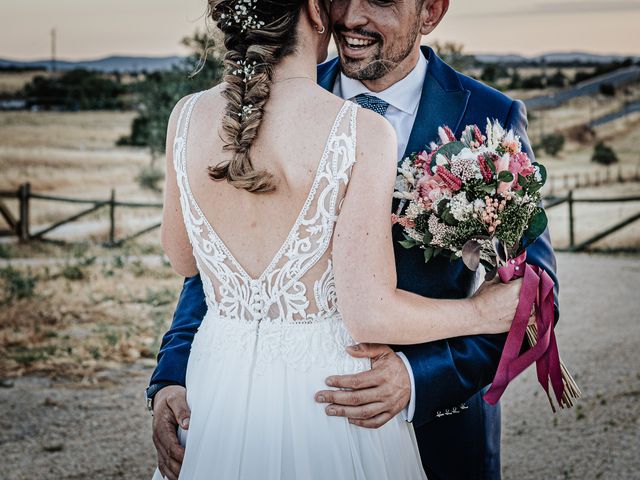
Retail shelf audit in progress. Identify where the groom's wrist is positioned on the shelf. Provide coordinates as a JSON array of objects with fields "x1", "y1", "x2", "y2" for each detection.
[{"x1": 145, "y1": 382, "x2": 180, "y2": 414}]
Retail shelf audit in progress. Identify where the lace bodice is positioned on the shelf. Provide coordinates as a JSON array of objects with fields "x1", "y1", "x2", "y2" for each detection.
[{"x1": 173, "y1": 92, "x2": 358, "y2": 327}]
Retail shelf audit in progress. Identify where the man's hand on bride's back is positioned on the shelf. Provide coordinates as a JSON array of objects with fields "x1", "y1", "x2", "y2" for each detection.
[
  {"x1": 152, "y1": 385, "x2": 190, "y2": 480},
  {"x1": 315, "y1": 344, "x2": 411, "y2": 429}
]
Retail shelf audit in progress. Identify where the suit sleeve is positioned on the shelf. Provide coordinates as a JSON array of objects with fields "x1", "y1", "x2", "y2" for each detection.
[
  {"x1": 404, "y1": 100, "x2": 559, "y2": 427},
  {"x1": 149, "y1": 274, "x2": 207, "y2": 387}
]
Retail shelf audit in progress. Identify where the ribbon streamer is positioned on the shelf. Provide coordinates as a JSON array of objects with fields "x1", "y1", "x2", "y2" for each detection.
[{"x1": 483, "y1": 251, "x2": 564, "y2": 407}]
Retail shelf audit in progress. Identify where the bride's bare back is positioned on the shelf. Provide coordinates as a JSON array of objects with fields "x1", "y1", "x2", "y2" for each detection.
[{"x1": 163, "y1": 81, "x2": 351, "y2": 281}]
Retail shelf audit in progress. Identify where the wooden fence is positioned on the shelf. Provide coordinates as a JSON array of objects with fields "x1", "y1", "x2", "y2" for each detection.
[
  {"x1": 1, "y1": 180, "x2": 639, "y2": 252},
  {"x1": 0, "y1": 183, "x2": 161, "y2": 247},
  {"x1": 544, "y1": 190, "x2": 640, "y2": 251},
  {"x1": 546, "y1": 164, "x2": 640, "y2": 196}
]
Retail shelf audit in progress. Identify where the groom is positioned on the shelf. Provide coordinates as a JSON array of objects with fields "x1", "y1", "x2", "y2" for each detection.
[{"x1": 148, "y1": 1, "x2": 559, "y2": 479}]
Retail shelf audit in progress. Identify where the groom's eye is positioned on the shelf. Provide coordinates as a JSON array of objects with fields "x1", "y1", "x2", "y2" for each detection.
[{"x1": 370, "y1": 0, "x2": 395, "y2": 6}]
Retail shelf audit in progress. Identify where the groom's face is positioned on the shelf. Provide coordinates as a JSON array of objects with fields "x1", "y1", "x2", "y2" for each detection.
[{"x1": 330, "y1": 0, "x2": 424, "y2": 81}]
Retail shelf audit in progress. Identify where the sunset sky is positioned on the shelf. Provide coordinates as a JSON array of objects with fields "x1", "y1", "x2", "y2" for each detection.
[{"x1": 1, "y1": 0, "x2": 637, "y2": 60}]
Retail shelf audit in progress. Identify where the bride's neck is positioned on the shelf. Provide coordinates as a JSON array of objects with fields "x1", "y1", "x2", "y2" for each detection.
[{"x1": 272, "y1": 47, "x2": 318, "y2": 84}]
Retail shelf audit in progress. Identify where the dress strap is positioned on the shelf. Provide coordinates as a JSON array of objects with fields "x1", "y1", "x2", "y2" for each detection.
[{"x1": 176, "y1": 91, "x2": 206, "y2": 149}]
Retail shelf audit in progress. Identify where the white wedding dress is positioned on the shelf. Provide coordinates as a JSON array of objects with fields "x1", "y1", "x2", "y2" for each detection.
[{"x1": 153, "y1": 92, "x2": 427, "y2": 479}]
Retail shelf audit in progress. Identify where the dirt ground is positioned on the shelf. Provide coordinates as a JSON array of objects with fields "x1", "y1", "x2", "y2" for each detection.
[{"x1": 1, "y1": 252, "x2": 639, "y2": 479}]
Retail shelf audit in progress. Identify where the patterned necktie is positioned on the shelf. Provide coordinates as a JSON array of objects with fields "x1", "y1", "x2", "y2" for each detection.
[{"x1": 354, "y1": 94, "x2": 389, "y2": 116}]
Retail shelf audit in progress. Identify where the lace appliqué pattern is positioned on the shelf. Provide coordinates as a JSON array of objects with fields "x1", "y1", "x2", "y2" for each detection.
[{"x1": 173, "y1": 93, "x2": 361, "y2": 373}]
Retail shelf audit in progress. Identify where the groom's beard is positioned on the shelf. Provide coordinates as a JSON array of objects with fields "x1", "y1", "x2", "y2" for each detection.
[{"x1": 334, "y1": 23, "x2": 420, "y2": 81}]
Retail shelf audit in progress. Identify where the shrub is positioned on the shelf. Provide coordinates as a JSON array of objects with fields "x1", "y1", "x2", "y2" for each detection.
[
  {"x1": 0, "y1": 266, "x2": 37, "y2": 303},
  {"x1": 540, "y1": 132, "x2": 565, "y2": 157},
  {"x1": 521, "y1": 75, "x2": 545, "y2": 90},
  {"x1": 547, "y1": 69, "x2": 568, "y2": 88},
  {"x1": 136, "y1": 166, "x2": 165, "y2": 192},
  {"x1": 599, "y1": 83, "x2": 616, "y2": 97},
  {"x1": 591, "y1": 142, "x2": 618, "y2": 165}
]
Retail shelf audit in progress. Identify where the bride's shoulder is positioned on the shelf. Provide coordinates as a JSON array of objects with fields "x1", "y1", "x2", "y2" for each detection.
[{"x1": 353, "y1": 107, "x2": 397, "y2": 172}]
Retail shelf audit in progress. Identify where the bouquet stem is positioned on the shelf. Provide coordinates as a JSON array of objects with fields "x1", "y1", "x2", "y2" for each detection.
[{"x1": 525, "y1": 323, "x2": 581, "y2": 411}]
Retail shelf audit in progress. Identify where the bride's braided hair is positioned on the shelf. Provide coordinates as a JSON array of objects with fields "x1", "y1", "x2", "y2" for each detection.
[{"x1": 208, "y1": 0, "x2": 308, "y2": 193}]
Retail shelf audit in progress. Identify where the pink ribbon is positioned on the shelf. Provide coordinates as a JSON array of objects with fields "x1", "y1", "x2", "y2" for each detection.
[{"x1": 483, "y1": 251, "x2": 564, "y2": 407}]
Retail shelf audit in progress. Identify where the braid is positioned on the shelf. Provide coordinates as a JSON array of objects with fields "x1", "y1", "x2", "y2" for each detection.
[{"x1": 208, "y1": 0, "x2": 307, "y2": 193}]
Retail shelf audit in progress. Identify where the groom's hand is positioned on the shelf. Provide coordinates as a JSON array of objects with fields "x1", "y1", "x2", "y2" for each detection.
[
  {"x1": 315, "y1": 344, "x2": 411, "y2": 429},
  {"x1": 152, "y1": 385, "x2": 190, "y2": 480}
]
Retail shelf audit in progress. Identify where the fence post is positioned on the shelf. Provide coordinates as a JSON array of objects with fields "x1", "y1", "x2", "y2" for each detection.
[
  {"x1": 18, "y1": 182, "x2": 30, "y2": 242},
  {"x1": 108, "y1": 189, "x2": 116, "y2": 246},
  {"x1": 568, "y1": 189, "x2": 575, "y2": 249}
]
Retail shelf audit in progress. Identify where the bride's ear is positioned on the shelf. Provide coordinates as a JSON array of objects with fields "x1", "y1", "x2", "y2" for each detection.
[{"x1": 306, "y1": 0, "x2": 328, "y2": 35}]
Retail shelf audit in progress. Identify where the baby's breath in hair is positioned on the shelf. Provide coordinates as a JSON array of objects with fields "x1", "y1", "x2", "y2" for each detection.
[
  {"x1": 220, "y1": 0, "x2": 266, "y2": 33},
  {"x1": 233, "y1": 60, "x2": 258, "y2": 83}
]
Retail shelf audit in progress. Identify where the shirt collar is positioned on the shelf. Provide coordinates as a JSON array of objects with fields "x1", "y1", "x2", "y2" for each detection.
[{"x1": 338, "y1": 53, "x2": 427, "y2": 115}]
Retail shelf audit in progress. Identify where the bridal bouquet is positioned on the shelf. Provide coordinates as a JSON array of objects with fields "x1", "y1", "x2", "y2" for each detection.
[{"x1": 393, "y1": 120, "x2": 580, "y2": 410}]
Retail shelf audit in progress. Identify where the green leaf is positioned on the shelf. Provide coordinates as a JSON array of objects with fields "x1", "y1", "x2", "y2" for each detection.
[
  {"x1": 518, "y1": 173, "x2": 528, "y2": 187},
  {"x1": 525, "y1": 209, "x2": 548, "y2": 240},
  {"x1": 399, "y1": 239, "x2": 417, "y2": 249},
  {"x1": 461, "y1": 240, "x2": 481, "y2": 271},
  {"x1": 536, "y1": 163, "x2": 548, "y2": 186},
  {"x1": 442, "y1": 209, "x2": 459, "y2": 226},
  {"x1": 436, "y1": 141, "x2": 465, "y2": 161},
  {"x1": 422, "y1": 230, "x2": 433, "y2": 246},
  {"x1": 424, "y1": 246, "x2": 435, "y2": 263},
  {"x1": 482, "y1": 184, "x2": 497, "y2": 193},
  {"x1": 485, "y1": 156, "x2": 496, "y2": 173},
  {"x1": 498, "y1": 171, "x2": 514, "y2": 183}
]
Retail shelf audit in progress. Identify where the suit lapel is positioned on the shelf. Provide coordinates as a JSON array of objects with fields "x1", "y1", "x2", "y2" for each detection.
[
  {"x1": 402, "y1": 47, "x2": 470, "y2": 161},
  {"x1": 317, "y1": 57, "x2": 341, "y2": 92}
]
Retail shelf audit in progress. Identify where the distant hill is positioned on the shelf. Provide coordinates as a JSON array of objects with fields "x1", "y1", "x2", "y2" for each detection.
[
  {"x1": 475, "y1": 51, "x2": 640, "y2": 65},
  {"x1": 1, "y1": 52, "x2": 638, "y2": 73},
  {"x1": 0, "y1": 55, "x2": 186, "y2": 73}
]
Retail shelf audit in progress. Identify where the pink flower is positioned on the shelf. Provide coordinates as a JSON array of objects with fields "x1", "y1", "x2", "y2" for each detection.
[
  {"x1": 509, "y1": 152, "x2": 535, "y2": 178},
  {"x1": 417, "y1": 175, "x2": 451, "y2": 208},
  {"x1": 436, "y1": 166, "x2": 462, "y2": 192},
  {"x1": 473, "y1": 125, "x2": 485, "y2": 144},
  {"x1": 478, "y1": 155, "x2": 493, "y2": 183},
  {"x1": 414, "y1": 150, "x2": 431, "y2": 169}
]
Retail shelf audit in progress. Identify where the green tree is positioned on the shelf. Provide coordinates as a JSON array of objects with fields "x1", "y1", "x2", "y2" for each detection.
[
  {"x1": 23, "y1": 69, "x2": 125, "y2": 110},
  {"x1": 539, "y1": 132, "x2": 565, "y2": 157},
  {"x1": 431, "y1": 41, "x2": 475, "y2": 72},
  {"x1": 119, "y1": 31, "x2": 225, "y2": 164},
  {"x1": 547, "y1": 69, "x2": 567, "y2": 88},
  {"x1": 591, "y1": 142, "x2": 618, "y2": 165}
]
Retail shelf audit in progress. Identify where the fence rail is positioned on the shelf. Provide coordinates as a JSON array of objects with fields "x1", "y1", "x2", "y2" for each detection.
[
  {"x1": 545, "y1": 164, "x2": 640, "y2": 196},
  {"x1": 0, "y1": 183, "x2": 161, "y2": 246},
  {"x1": 2, "y1": 180, "x2": 640, "y2": 252},
  {"x1": 544, "y1": 190, "x2": 640, "y2": 251}
]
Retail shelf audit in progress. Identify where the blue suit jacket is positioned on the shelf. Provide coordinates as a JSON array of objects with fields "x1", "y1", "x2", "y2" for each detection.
[{"x1": 150, "y1": 47, "x2": 559, "y2": 480}]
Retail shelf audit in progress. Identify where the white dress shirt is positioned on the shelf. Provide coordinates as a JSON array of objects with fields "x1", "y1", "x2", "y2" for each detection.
[
  {"x1": 332, "y1": 53, "x2": 429, "y2": 422},
  {"x1": 333, "y1": 53, "x2": 428, "y2": 161}
]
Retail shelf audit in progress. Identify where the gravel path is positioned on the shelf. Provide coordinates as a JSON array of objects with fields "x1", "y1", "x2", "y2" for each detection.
[{"x1": 1, "y1": 252, "x2": 639, "y2": 479}]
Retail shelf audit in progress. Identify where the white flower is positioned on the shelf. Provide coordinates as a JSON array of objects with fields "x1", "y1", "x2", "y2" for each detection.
[
  {"x1": 534, "y1": 165, "x2": 542, "y2": 182},
  {"x1": 435, "y1": 153, "x2": 448, "y2": 167},
  {"x1": 450, "y1": 192, "x2": 474, "y2": 222}
]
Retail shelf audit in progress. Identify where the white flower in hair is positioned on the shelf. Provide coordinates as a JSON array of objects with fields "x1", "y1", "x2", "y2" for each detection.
[
  {"x1": 220, "y1": 0, "x2": 266, "y2": 33},
  {"x1": 233, "y1": 60, "x2": 258, "y2": 82}
]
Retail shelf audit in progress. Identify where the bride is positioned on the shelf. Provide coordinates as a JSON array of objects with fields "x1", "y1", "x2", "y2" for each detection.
[{"x1": 155, "y1": 0, "x2": 523, "y2": 478}]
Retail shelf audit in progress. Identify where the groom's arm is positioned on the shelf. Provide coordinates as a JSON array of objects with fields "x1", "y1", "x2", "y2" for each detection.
[
  {"x1": 404, "y1": 99, "x2": 559, "y2": 427},
  {"x1": 148, "y1": 274, "x2": 207, "y2": 393}
]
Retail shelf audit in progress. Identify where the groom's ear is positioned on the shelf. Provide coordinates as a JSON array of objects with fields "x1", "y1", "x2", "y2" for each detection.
[{"x1": 419, "y1": 0, "x2": 450, "y2": 36}]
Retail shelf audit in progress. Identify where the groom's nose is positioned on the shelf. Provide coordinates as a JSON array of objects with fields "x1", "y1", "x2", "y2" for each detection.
[{"x1": 332, "y1": 0, "x2": 370, "y2": 30}]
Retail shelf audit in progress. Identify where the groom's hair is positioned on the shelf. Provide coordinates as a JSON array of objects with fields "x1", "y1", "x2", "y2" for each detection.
[{"x1": 207, "y1": 0, "x2": 313, "y2": 193}]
